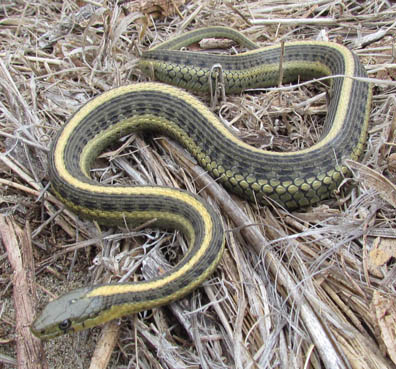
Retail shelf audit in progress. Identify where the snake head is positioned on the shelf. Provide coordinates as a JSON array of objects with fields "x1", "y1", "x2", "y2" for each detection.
[{"x1": 31, "y1": 286, "x2": 101, "y2": 340}]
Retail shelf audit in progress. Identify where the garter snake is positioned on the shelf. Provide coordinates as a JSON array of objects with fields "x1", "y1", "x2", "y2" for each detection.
[{"x1": 31, "y1": 27, "x2": 371, "y2": 339}]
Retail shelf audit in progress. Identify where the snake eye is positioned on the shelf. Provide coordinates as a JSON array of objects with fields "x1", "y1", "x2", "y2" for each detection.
[{"x1": 58, "y1": 319, "x2": 72, "y2": 332}]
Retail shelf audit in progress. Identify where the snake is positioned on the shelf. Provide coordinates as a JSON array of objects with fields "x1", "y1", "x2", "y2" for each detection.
[{"x1": 31, "y1": 27, "x2": 371, "y2": 339}]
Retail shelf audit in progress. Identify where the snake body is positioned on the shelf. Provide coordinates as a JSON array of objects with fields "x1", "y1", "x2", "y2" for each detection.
[{"x1": 31, "y1": 27, "x2": 371, "y2": 339}]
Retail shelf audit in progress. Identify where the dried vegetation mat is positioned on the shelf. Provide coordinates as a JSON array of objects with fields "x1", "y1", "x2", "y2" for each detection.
[{"x1": 1, "y1": 1, "x2": 396, "y2": 368}]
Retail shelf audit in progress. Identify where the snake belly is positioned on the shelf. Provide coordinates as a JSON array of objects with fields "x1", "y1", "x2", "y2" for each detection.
[{"x1": 31, "y1": 27, "x2": 371, "y2": 339}]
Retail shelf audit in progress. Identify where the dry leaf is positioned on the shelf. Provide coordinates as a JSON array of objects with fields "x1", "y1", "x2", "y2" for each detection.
[
  {"x1": 346, "y1": 160, "x2": 396, "y2": 208},
  {"x1": 376, "y1": 69, "x2": 396, "y2": 81},
  {"x1": 388, "y1": 153, "x2": 396, "y2": 173},
  {"x1": 381, "y1": 113, "x2": 396, "y2": 159},
  {"x1": 369, "y1": 237, "x2": 396, "y2": 267},
  {"x1": 372, "y1": 291, "x2": 396, "y2": 365},
  {"x1": 126, "y1": 0, "x2": 185, "y2": 19}
]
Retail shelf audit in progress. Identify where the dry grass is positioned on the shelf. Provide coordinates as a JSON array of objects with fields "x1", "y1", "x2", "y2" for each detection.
[{"x1": 1, "y1": 1, "x2": 396, "y2": 368}]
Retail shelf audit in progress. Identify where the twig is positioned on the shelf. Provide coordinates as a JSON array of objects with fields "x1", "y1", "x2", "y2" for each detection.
[
  {"x1": 88, "y1": 321, "x2": 120, "y2": 369},
  {"x1": 0, "y1": 217, "x2": 47, "y2": 369},
  {"x1": 249, "y1": 18, "x2": 338, "y2": 26}
]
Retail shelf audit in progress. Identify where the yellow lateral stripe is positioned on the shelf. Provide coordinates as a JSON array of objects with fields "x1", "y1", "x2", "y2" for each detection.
[{"x1": 31, "y1": 27, "x2": 371, "y2": 340}]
